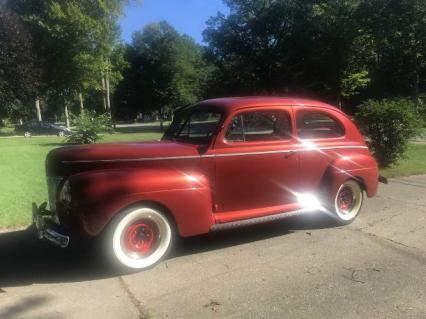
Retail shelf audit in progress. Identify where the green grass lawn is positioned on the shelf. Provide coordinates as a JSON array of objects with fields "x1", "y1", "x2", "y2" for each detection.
[
  {"x1": 0, "y1": 132, "x2": 161, "y2": 229},
  {"x1": 380, "y1": 144, "x2": 426, "y2": 178},
  {"x1": 1, "y1": 135, "x2": 425, "y2": 229}
]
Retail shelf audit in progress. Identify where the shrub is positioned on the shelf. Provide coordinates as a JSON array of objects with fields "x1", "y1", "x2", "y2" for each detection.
[
  {"x1": 66, "y1": 111, "x2": 112, "y2": 144},
  {"x1": 355, "y1": 99, "x2": 422, "y2": 168}
]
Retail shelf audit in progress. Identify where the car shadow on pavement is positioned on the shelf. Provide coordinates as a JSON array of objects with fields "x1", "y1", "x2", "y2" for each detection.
[
  {"x1": 172, "y1": 214, "x2": 337, "y2": 257},
  {"x1": 0, "y1": 214, "x2": 337, "y2": 288},
  {"x1": 0, "y1": 226, "x2": 115, "y2": 288}
]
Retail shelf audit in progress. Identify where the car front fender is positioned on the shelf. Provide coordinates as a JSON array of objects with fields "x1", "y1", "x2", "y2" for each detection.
[{"x1": 67, "y1": 168, "x2": 214, "y2": 237}]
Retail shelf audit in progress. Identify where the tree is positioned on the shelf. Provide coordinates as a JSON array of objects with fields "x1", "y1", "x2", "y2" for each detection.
[
  {"x1": 204, "y1": 0, "x2": 306, "y2": 95},
  {"x1": 358, "y1": 0, "x2": 426, "y2": 103},
  {"x1": 204, "y1": 0, "x2": 373, "y2": 105},
  {"x1": 115, "y1": 22, "x2": 212, "y2": 126},
  {"x1": 306, "y1": 1, "x2": 374, "y2": 106},
  {"x1": 9, "y1": 0, "x2": 129, "y2": 124},
  {"x1": 0, "y1": 8, "x2": 40, "y2": 121}
]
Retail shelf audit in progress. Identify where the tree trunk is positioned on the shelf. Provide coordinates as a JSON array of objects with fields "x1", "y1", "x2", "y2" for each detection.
[
  {"x1": 337, "y1": 93, "x2": 343, "y2": 110},
  {"x1": 105, "y1": 71, "x2": 111, "y2": 112},
  {"x1": 110, "y1": 89, "x2": 116, "y2": 130},
  {"x1": 79, "y1": 92, "x2": 84, "y2": 113},
  {"x1": 413, "y1": 70, "x2": 420, "y2": 108},
  {"x1": 159, "y1": 106, "x2": 164, "y2": 132},
  {"x1": 35, "y1": 98, "x2": 42, "y2": 121},
  {"x1": 101, "y1": 74, "x2": 107, "y2": 111},
  {"x1": 64, "y1": 105, "x2": 70, "y2": 128}
]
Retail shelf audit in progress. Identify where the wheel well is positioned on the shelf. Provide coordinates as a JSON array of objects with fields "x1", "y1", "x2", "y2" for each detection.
[
  {"x1": 353, "y1": 176, "x2": 367, "y2": 193},
  {"x1": 318, "y1": 166, "x2": 367, "y2": 198},
  {"x1": 106, "y1": 200, "x2": 179, "y2": 236}
]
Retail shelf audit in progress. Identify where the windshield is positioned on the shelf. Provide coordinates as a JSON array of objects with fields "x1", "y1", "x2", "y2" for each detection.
[{"x1": 163, "y1": 107, "x2": 223, "y2": 144}]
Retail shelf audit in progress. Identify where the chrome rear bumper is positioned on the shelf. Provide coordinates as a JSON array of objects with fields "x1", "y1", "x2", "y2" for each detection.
[{"x1": 32, "y1": 202, "x2": 70, "y2": 248}]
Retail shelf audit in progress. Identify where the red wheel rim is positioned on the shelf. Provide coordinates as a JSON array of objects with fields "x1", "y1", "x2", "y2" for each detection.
[
  {"x1": 337, "y1": 186, "x2": 354, "y2": 212},
  {"x1": 124, "y1": 220, "x2": 158, "y2": 256}
]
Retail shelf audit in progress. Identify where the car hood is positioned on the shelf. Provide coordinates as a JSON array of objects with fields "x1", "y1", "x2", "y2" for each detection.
[{"x1": 46, "y1": 140, "x2": 202, "y2": 176}]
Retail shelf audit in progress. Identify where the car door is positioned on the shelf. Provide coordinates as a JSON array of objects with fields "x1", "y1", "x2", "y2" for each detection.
[
  {"x1": 39, "y1": 122, "x2": 52, "y2": 134},
  {"x1": 27, "y1": 121, "x2": 40, "y2": 134},
  {"x1": 213, "y1": 107, "x2": 299, "y2": 213}
]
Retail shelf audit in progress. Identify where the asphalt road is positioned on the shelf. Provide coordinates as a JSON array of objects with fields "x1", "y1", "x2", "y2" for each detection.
[{"x1": 1, "y1": 175, "x2": 425, "y2": 319}]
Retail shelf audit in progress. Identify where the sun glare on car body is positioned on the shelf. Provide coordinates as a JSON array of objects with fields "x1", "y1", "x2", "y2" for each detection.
[{"x1": 296, "y1": 193, "x2": 323, "y2": 211}]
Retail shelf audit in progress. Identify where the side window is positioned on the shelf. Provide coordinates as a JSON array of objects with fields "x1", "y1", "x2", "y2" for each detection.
[
  {"x1": 225, "y1": 110, "x2": 292, "y2": 142},
  {"x1": 296, "y1": 111, "x2": 344, "y2": 139},
  {"x1": 177, "y1": 111, "x2": 222, "y2": 141},
  {"x1": 27, "y1": 122, "x2": 38, "y2": 129}
]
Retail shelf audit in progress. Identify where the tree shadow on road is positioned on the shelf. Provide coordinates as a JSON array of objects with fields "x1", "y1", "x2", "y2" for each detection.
[
  {"x1": 0, "y1": 214, "x2": 337, "y2": 288},
  {"x1": 0, "y1": 295, "x2": 62, "y2": 319}
]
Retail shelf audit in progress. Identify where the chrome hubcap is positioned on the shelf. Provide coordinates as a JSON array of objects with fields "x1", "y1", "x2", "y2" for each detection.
[
  {"x1": 124, "y1": 220, "x2": 159, "y2": 256},
  {"x1": 337, "y1": 186, "x2": 354, "y2": 212}
]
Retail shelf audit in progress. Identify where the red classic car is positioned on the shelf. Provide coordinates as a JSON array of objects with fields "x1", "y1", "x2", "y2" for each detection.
[{"x1": 33, "y1": 97, "x2": 379, "y2": 270}]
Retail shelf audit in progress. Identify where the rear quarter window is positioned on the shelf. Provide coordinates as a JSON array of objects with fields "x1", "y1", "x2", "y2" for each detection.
[
  {"x1": 225, "y1": 110, "x2": 292, "y2": 142},
  {"x1": 296, "y1": 110, "x2": 344, "y2": 139}
]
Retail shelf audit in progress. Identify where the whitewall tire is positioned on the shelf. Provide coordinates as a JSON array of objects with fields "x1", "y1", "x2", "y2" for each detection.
[
  {"x1": 332, "y1": 180, "x2": 363, "y2": 224},
  {"x1": 108, "y1": 207, "x2": 173, "y2": 270}
]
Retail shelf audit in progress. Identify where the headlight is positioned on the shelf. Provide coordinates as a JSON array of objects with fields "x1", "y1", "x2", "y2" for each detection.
[
  {"x1": 47, "y1": 176, "x2": 63, "y2": 211},
  {"x1": 58, "y1": 180, "x2": 71, "y2": 203}
]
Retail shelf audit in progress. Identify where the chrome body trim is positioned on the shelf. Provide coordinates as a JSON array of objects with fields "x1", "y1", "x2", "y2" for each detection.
[
  {"x1": 62, "y1": 146, "x2": 368, "y2": 164},
  {"x1": 212, "y1": 146, "x2": 367, "y2": 158},
  {"x1": 62, "y1": 155, "x2": 203, "y2": 164},
  {"x1": 210, "y1": 208, "x2": 313, "y2": 232}
]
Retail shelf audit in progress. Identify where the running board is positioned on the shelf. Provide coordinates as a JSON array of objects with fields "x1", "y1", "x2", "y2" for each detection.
[{"x1": 210, "y1": 208, "x2": 311, "y2": 232}]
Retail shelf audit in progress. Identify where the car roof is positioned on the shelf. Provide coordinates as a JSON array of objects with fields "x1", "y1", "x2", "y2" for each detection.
[{"x1": 194, "y1": 96, "x2": 341, "y2": 113}]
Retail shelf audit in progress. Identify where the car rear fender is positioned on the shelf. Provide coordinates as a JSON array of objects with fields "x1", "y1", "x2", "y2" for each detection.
[{"x1": 322, "y1": 153, "x2": 379, "y2": 200}]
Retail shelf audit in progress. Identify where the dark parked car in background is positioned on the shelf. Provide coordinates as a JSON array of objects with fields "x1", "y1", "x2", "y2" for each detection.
[{"x1": 15, "y1": 121, "x2": 71, "y2": 137}]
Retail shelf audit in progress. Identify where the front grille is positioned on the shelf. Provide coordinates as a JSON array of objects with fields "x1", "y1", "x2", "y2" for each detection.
[{"x1": 47, "y1": 176, "x2": 63, "y2": 212}]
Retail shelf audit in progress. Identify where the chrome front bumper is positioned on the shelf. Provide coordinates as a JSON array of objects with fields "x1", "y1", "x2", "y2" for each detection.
[{"x1": 32, "y1": 202, "x2": 70, "y2": 248}]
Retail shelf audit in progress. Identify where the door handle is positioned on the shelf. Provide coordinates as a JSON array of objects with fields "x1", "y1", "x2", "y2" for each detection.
[{"x1": 284, "y1": 151, "x2": 297, "y2": 159}]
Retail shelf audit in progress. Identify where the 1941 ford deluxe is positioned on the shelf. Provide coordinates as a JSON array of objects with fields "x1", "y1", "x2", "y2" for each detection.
[{"x1": 33, "y1": 97, "x2": 379, "y2": 270}]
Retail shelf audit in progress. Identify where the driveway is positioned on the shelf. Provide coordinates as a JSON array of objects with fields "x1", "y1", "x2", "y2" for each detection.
[{"x1": 1, "y1": 175, "x2": 425, "y2": 319}]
